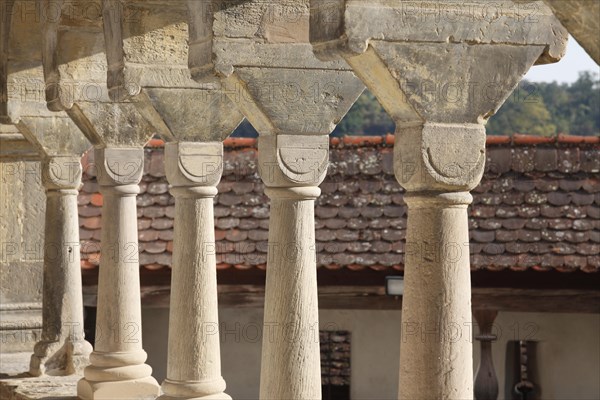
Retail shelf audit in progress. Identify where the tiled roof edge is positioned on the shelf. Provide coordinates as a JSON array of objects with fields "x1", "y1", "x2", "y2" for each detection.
[{"x1": 144, "y1": 134, "x2": 599, "y2": 149}]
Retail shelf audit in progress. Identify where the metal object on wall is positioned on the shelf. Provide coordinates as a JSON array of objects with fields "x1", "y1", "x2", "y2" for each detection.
[{"x1": 506, "y1": 340, "x2": 539, "y2": 400}]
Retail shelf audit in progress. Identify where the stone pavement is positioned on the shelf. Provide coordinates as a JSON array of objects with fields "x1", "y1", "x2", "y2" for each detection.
[{"x1": 0, "y1": 353, "x2": 78, "y2": 400}]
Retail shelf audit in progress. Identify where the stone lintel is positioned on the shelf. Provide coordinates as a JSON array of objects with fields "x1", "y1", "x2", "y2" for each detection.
[
  {"x1": 366, "y1": 41, "x2": 548, "y2": 124},
  {"x1": 140, "y1": 88, "x2": 244, "y2": 143},
  {"x1": 209, "y1": 0, "x2": 351, "y2": 76},
  {"x1": 40, "y1": 0, "x2": 201, "y2": 147},
  {"x1": 15, "y1": 118, "x2": 90, "y2": 159},
  {"x1": 2, "y1": 0, "x2": 91, "y2": 159},
  {"x1": 187, "y1": 0, "x2": 364, "y2": 136},
  {"x1": 542, "y1": 0, "x2": 600, "y2": 65},
  {"x1": 310, "y1": 1, "x2": 568, "y2": 125},
  {"x1": 223, "y1": 68, "x2": 364, "y2": 136},
  {"x1": 103, "y1": 2, "x2": 246, "y2": 143},
  {"x1": 311, "y1": 0, "x2": 568, "y2": 64},
  {"x1": 0, "y1": 131, "x2": 41, "y2": 161},
  {"x1": 66, "y1": 102, "x2": 155, "y2": 148}
]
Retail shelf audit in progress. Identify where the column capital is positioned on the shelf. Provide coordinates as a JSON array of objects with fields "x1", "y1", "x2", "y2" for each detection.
[
  {"x1": 258, "y1": 135, "x2": 329, "y2": 189},
  {"x1": 95, "y1": 147, "x2": 144, "y2": 187},
  {"x1": 394, "y1": 123, "x2": 485, "y2": 194},
  {"x1": 165, "y1": 141, "x2": 223, "y2": 190},
  {"x1": 41, "y1": 156, "x2": 83, "y2": 191}
]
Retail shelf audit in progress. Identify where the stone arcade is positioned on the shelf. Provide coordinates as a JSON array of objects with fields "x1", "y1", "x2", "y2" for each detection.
[{"x1": 1, "y1": 0, "x2": 596, "y2": 399}]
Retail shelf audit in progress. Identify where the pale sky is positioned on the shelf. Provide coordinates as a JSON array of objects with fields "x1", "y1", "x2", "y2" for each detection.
[{"x1": 524, "y1": 35, "x2": 599, "y2": 83}]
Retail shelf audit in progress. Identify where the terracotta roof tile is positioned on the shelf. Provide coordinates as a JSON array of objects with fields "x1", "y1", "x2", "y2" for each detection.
[
  {"x1": 81, "y1": 259, "x2": 96, "y2": 270},
  {"x1": 513, "y1": 134, "x2": 555, "y2": 145},
  {"x1": 160, "y1": 231, "x2": 174, "y2": 242},
  {"x1": 139, "y1": 230, "x2": 160, "y2": 242},
  {"x1": 138, "y1": 219, "x2": 152, "y2": 230},
  {"x1": 78, "y1": 139, "x2": 600, "y2": 279},
  {"x1": 581, "y1": 150, "x2": 600, "y2": 172},
  {"x1": 557, "y1": 134, "x2": 600, "y2": 144},
  {"x1": 558, "y1": 178, "x2": 583, "y2": 191},
  {"x1": 142, "y1": 241, "x2": 167, "y2": 254},
  {"x1": 80, "y1": 205, "x2": 102, "y2": 218},
  {"x1": 143, "y1": 206, "x2": 166, "y2": 218},
  {"x1": 557, "y1": 148, "x2": 581, "y2": 173},
  {"x1": 151, "y1": 218, "x2": 173, "y2": 230},
  {"x1": 90, "y1": 193, "x2": 103, "y2": 207},
  {"x1": 80, "y1": 217, "x2": 101, "y2": 230},
  {"x1": 147, "y1": 182, "x2": 169, "y2": 195}
]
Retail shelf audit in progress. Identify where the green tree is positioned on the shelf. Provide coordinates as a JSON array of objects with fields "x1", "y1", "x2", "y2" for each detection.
[
  {"x1": 487, "y1": 71, "x2": 600, "y2": 136},
  {"x1": 333, "y1": 90, "x2": 395, "y2": 136},
  {"x1": 566, "y1": 71, "x2": 600, "y2": 135},
  {"x1": 487, "y1": 83, "x2": 557, "y2": 136}
]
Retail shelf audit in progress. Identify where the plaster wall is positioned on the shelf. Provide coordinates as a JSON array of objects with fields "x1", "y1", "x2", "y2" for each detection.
[{"x1": 142, "y1": 307, "x2": 600, "y2": 400}]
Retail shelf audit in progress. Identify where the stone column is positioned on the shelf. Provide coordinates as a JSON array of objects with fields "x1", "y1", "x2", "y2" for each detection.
[
  {"x1": 394, "y1": 123, "x2": 486, "y2": 399},
  {"x1": 258, "y1": 134, "x2": 329, "y2": 400},
  {"x1": 29, "y1": 156, "x2": 92, "y2": 376},
  {"x1": 78, "y1": 147, "x2": 160, "y2": 399},
  {"x1": 159, "y1": 142, "x2": 230, "y2": 400}
]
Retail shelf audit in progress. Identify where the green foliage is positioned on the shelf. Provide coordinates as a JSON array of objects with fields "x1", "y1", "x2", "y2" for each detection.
[
  {"x1": 486, "y1": 83, "x2": 557, "y2": 136},
  {"x1": 487, "y1": 71, "x2": 600, "y2": 136},
  {"x1": 331, "y1": 90, "x2": 395, "y2": 137},
  {"x1": 231, "y1": 71, "x2": 600, "y2": 137}
]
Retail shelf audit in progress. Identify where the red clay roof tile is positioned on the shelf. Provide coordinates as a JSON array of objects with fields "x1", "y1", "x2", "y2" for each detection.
[{"x1": 78, "y1": 140, "x2": 600, "y2": 280}]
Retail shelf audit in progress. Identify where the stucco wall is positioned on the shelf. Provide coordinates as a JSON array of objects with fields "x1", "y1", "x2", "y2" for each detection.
[{"x1": 142, "y1": 306, "x2": 600, "y2": 400}]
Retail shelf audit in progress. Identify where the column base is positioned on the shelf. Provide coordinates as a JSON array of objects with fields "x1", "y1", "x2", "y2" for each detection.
[
  {"x1": 159, "y1": 378, "x2": 231, "y2": 400},
  {"x1": 77, "y1": 376, "x2": 160, "y2": 400},
  {"x1": 158, "y1": 394, "x2": 232, "y2": 400},
  {"x1": 29, "y1": 339, "x2": 92, "y2": 376}
]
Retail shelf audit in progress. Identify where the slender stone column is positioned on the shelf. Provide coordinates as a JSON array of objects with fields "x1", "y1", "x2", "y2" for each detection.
[
  {"x1": 395, "y1": 123, "x2": 486, "y2": 400},
  {"x1": 78, "y1": 147, "x2": 160, "y2": 400},
  {"x1": 29, "y1": 156, "x2": 92, "y2": 376},
  {"x1": 258, "y1": 134, "x2": 328, "y2": 400},
  {"x1": 160, "y1": 142, "x2": 230, "y2": 400},
  {"x1": 308, "y1": 2, "x2": 568, "y2": 399}
]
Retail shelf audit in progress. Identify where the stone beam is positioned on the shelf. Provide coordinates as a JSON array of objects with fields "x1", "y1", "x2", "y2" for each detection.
[
  {"x1": 188, "y1": 0, "x2": 364, "y2": 136},
  {"x1": 311, "y1": 0, "x2": 568, "y2": 125},
  {"x1": 3, "y1": 0, "x2": 93, "y2": 376},
  {"x1": 310, "y1": 1, "x2": 567, "y2": 399},
  {"x1": 543, "y1": 0, "x2": 600, "y2": 65}
]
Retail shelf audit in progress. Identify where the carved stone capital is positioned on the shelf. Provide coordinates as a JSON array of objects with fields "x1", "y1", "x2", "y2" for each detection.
[
  {"x1": 41, "y1": 156, "x2": 83, "y2": 191},
  {"x1": 165, "y1": 141, "x2": 223, "y2": 189},
  {"x1": 394, "y1": 123, "x2": 486, "y2": 193},
  {"x1": 95, "y1": 147, "x2": 144, "y2": 187},
  {"x1": 258, "y1": 135, "x2": 329, "y2": 188}
]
